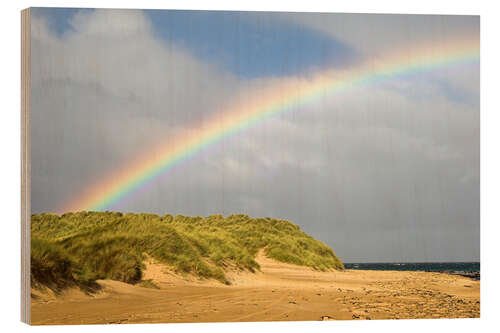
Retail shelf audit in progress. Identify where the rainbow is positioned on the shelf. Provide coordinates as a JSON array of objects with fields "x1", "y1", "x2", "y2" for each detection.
[{"x1": 59, "y1": 36, "x2": 479, "y2": 213}]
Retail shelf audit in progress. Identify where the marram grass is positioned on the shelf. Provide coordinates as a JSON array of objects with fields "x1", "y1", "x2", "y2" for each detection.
[{"x1": 31, "y1": 211, "x2": 343, "y2": 290}]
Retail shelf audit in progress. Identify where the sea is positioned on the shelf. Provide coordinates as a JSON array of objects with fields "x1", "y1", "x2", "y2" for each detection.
[
  {"x1": 343, "y1": 262, "x2": 480, "y2": 280},
  {"x1": 343, "y1": 262, "x2": 480, "y2": 272}
]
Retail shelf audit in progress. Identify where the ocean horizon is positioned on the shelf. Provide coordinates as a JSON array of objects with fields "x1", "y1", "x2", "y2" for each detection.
[{"x1": 343, "y1": 262, "x2": 480, "y2": 272}]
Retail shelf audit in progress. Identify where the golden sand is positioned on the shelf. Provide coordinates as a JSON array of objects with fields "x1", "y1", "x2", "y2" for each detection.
[{"x1": 31, "y1": 251, "x2": 479, "y2": 324}]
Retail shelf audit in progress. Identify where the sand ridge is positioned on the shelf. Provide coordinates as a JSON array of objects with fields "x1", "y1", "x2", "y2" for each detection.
[{"x1": 31, "y1": 251, "x2": 480, "y2": 324}]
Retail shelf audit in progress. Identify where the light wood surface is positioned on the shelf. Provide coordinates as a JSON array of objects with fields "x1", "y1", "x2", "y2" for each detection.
[{"x1": 21, "y1": 7, "x2": 31, "y2": 325}]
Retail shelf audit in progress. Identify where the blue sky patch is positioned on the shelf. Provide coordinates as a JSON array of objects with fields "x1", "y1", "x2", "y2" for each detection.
[
  {"x1": 32, "y1": 7, "x2": 94, "y2": 36},
  {"x1": 146, "y1": 10, "x2": 358, "y2": 78},
  {"x1": 32, "y1": 8, "x2": 358, "y2": 78}
]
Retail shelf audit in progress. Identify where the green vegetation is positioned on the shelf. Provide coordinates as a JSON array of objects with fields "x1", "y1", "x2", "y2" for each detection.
[
  {"x1": 31, "y1": 238, "x2": 78, "y2": 291},
  {"x1": 137, "y1": 279, "x2": 160, "y2": 289},
  {"x1": 31, "y1": 211, "x2": 343, "y2": 289},
  {"x1": 31, "y1": 238, "x2": 100, "y2": 293}
]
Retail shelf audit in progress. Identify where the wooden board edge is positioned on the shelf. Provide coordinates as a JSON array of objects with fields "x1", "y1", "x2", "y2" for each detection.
[{"x1": 21, "y1": 7, "x2": 31, "y2": 325}]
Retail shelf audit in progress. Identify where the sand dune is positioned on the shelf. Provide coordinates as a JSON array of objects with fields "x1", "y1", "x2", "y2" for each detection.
[{"x1": 31, "y1": 251, "x2": 480, "y2": 324}]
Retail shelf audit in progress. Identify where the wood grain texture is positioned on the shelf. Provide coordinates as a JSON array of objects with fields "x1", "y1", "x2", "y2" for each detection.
[{"x1": 21, "y1": 7, "x2": 31, "y2": 325}]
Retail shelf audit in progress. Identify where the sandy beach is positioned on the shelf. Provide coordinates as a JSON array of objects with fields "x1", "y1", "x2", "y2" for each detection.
[{"x1": 31, "y1": 251, "x2": 480, "y2": 324}]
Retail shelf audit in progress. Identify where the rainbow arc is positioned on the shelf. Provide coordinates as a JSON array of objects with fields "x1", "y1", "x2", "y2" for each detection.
[{"x1": 60, "y1": 36, "x2": 479, "y2": 213}]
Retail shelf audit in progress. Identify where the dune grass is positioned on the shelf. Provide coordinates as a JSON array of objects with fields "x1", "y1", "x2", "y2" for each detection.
[
  {"x1": 137, "y1": 279, "x2": 160, "y2": 289},
  {"x1": 31, "y1": 211, "x2": 343, "y2": 289}
]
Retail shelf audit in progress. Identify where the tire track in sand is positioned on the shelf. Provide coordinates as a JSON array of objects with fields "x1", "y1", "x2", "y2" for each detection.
[{"x1": 231, "y1": 292, "x2": 288, "y2": 321}]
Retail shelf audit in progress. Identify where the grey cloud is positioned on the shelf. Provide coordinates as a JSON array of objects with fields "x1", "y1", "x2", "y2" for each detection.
[
  {"x1": 30, "y1": 9, "x2": 241, "y2": 212},
  {"x1": 281, "y1": 12, "x2": 479, "y2": 54},
  {"x1": 30, "y1": 9, "x2": 479, "y2": 263}
]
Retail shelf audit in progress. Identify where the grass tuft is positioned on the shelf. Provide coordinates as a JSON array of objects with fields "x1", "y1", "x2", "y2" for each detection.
[
  {"x1": 136, "y1": 279, "x2": 160, "y2": 289},
  {"x1": 31, "y1": 211, "x2": 343, "y2": 289}
]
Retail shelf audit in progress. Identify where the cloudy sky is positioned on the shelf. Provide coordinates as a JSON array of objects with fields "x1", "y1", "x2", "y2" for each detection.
[{"x1": 30, "y1": 8, "x2": 479, "y2": 263}]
